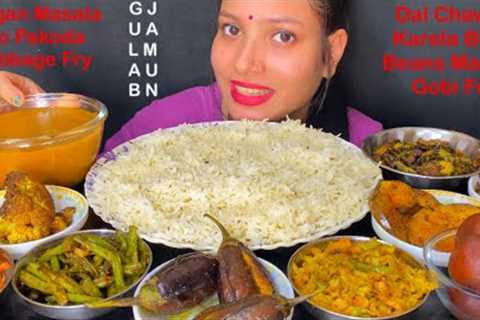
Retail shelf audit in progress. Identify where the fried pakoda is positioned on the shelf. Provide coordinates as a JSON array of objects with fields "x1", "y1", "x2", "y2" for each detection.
[
  {"x1": 408, "y1": 204, "x2": 480, "y2": 251},
  {"x1": 370, "y1": 180, "x2": 479, "y2": 251},
  {"x1": 369, "y1": 180, "x2": 439, "y2": 241},
  {"x1": 415, "y1": 189, "x2": 440, "y2": 208},
  {"x1": 0, "y1": 171, "x2": 74, "y2": 244}
]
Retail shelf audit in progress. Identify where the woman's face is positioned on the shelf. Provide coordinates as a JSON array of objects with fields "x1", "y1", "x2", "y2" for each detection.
[{"x1": 211, "y1": 0, "x2": 329, "y2": 122}]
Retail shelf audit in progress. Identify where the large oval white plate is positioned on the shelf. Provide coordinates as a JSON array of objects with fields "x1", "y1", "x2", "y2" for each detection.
[
  {"x1": 132, "y1": 256, "x2": 294, "y2": 320},
  {"x1": 0, "y1": 185, "x2": 89, "y2": 260},
  {"x1": 372, "y1": 189, "x2": 480, "y2": 267},
  {"x1": 86, "y1": 121, "x2": 382, "y2": 250}
]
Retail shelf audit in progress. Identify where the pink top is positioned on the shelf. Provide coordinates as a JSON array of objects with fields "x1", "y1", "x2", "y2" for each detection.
[{"x1": 104, "y1": 83, "x2": 382, "y2": 152}]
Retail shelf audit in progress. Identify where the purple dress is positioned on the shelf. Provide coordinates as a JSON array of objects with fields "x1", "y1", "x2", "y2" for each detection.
[{"x1": 104, "y1": 83, "x2": 382, "y2": 152}]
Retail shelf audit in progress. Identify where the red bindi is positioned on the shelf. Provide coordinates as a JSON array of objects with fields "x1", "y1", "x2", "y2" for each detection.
[{"x1": 248, "y1": 15, "x2": 253, "y2": 20}]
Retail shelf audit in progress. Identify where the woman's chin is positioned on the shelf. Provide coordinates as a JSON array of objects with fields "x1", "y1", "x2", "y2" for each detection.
[
  {"x1": 228, "y1": 110, "x2": 270, "y2": 121},
  {"x1": 227, "y1": 106, "x2": 273, "y2": 122}
]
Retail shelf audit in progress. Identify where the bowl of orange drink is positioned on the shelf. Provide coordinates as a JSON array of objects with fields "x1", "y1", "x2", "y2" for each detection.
[{"x1": 0, "y1": 93, "x2": 108, "y2": 187}]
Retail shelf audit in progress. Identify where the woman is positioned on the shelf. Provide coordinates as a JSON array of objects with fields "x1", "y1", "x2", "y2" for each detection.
[{"x1": 0, "y1": 0, "x2": 381, "y2": 150}]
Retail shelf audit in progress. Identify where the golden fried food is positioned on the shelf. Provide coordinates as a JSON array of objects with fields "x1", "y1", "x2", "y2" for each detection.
[
  {"x1": 290, "y1": 238, "x2": 437, "y2": 318},
  {"x1": 50, "y1": 207, "x2": 75, "y2": 234},
  {"x1": 414, "y1": 190, "x2": 440, "y2": 208},
  {"x1": 373, "y1": 139, "x2": 480, "y2": 176},
  {"x1": 408, "y1": 205, "x2": 480, "y2": 251},
  {"x1": 0, "y1": 171, "x2": 74, "y2": 244},
  {"x1": 0, "y1": 171, "x2": 55, "y2": 243},
  {"x1": 369, "y1": 181, "x2": 419, "y2": 240},
  {"x1": 381, "y1": 180, "x2": 418, "y2": 210},
  {"x1": 370, "y1": 180, "x2": 480, "y2": 251}
]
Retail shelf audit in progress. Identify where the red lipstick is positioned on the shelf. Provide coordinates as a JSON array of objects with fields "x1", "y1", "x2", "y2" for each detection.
[{"x1": 230, "y1": 80, "x2": 275, "y2": 107}]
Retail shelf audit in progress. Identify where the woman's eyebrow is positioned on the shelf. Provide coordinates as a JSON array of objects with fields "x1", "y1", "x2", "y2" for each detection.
[
  {"x1": 219, "y1": 11, "x2": 239, "y2": 21},
  {"x1": 219, "y1": 11, "x2": 304, "y2": 26},
  {"x1": 267, "y1": 16, "x2": 304, "y2": 26}
]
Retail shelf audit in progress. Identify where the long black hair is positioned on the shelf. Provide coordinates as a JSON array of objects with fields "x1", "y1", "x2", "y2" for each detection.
[{"x1": 306, "y1": 0, "x2": 349, "y2": 138}]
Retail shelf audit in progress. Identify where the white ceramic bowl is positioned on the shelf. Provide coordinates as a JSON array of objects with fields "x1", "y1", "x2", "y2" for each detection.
[
  {"x1": 0, "y1": 185, "x2": 89, "y2": 260},
  {"x1": 372, "y1": 189, "x2": 480, "y2": 267},
  {"x1": 133, "y1": 256, "x2": 295, "y2": 320},
  {"x1": 468, "y1": 175, "x2": 480, "y2": 200}
]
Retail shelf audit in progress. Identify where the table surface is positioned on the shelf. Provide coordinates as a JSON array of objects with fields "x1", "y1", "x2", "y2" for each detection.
[
  {"x1": 1, "y1": 214, "x2": 456, "y2": 320},
  {"x1": 1, "y1": 182, "x2": 458, "y2": 320}
]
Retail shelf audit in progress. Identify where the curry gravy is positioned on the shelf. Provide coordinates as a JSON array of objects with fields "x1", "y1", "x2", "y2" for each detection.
[
  {"x1": 0, "y1": 107, "x2": 103, "y2": 187},
  {"x1": 0, "y1": 107, "x2": 96, "y2": 139}
]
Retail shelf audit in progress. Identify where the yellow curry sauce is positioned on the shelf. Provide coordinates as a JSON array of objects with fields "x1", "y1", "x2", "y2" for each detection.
[
  {"x1": 0, "y1": 107, "x2": 102, "y2": 187},
  {"x1": 290, "y1": 238, "x2": 437, "y2": 318}
]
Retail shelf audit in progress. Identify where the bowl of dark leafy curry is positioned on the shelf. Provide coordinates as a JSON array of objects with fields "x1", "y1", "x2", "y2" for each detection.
[
  {"x1": 12, "y1": 228, "x2": 152, "y2": 320},
  {"x1": 363, "y1": 127, "x2": 480, "y2": 190}
]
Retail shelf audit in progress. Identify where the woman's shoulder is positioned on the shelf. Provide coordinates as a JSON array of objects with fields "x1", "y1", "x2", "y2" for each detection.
[
  {"x1": 347, "y1": 107, "x2": 383, "y2": 147},
  {"x1": 131, "y1": 83, "x2": 223, "y2": 131},
  {"x1": 104, "y1": 83, "x2": 223, "y2": 152}
]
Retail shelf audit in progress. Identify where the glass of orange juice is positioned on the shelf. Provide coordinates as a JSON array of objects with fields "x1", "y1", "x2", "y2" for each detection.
[{"x1": 0, "y1": 93, "x2": 108, "y2": 187}]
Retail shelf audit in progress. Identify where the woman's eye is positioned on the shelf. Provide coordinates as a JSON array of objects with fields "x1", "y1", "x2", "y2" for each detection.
[
  {"x1": 273, "y1": 31, "x2": 296, "y2": 44},
  {"x1": 222, "y1": 24, "x2": 241, "y2": 37}
]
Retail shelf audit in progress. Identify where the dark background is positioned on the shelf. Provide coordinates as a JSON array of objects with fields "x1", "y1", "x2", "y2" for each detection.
[
  {"x1": 338, "y1": 0, "x2": 479, "y2": 136},
  {"x1": 0, "y1": 1, "x2": 476, "y2": 319},
  {"x1": 0, "y1": 0, "x2": 478, "y2": 142}
]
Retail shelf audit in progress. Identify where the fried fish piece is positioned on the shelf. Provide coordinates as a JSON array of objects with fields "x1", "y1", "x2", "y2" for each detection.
[{"x1": 0, "y1": 171, "x2": 55, "y2": 244}]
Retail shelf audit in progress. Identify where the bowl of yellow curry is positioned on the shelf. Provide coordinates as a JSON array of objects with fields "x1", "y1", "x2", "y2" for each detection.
[
  {"x1": 287, "y1": 236, "x2": 437, "y2": 320},
  {"x1": 0, "y1": 93, "x2": 108, "y2": 188}
]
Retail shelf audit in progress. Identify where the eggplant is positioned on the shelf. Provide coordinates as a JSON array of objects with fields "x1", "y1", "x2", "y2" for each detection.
[
  {"x1": 205, "y1": 214, "x2": 275, "y2": 304},
  {"x1": 88, "y1": 252, "x2": 218, "y2": 315}
]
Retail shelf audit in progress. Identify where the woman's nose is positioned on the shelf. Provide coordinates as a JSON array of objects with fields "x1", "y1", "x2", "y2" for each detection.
[{"x1": 234, "y1": 39, "x2": 266, "y2": 75}]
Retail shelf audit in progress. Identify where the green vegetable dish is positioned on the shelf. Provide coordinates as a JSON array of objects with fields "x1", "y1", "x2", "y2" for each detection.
[{"x1": 17, "y1": 227, "x2": 150, "y2": 305}]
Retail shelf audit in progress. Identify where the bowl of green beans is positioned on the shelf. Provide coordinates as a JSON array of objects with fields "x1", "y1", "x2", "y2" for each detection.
[{"x1": 11, "y1": 228, "x2": 152, "y2": 320}]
